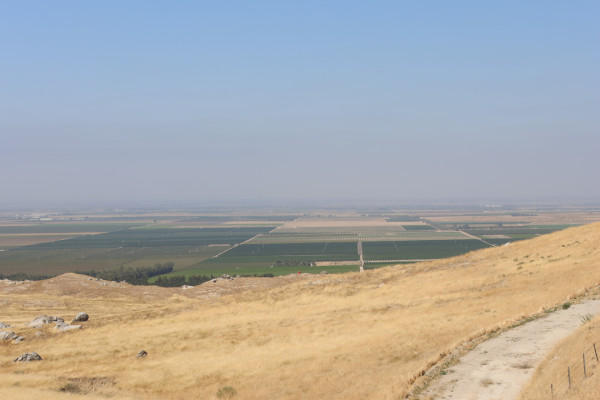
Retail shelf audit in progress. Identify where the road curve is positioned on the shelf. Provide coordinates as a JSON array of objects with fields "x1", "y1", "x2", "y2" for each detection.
[{"x1": 422, "y1": 299, "x2": 600, "y2": 400}]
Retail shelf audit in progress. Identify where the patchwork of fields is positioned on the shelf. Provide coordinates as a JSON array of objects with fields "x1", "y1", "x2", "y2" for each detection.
[{"x1": 0, "y1": 208, "x2": 596, "y2": 279}]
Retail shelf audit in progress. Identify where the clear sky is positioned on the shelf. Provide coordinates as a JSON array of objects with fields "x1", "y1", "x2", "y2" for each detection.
[{"x1": 1, "y1": 1, "x2": 599, "y2": 207}]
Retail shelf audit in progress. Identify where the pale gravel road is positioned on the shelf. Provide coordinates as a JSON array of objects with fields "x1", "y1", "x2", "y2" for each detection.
[{"x1": 422, "y1": 299, "x2": 600, "y2": 400}]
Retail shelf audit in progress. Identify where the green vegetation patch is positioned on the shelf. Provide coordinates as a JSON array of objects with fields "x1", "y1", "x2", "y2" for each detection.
[
  {"x1": 362, "y1": 240, "x2": 490, "y2": 260},
  {"x1": 401, "y1": 225, "x2": 435, "y2": 231},
  {"x1": 23, "y1": 227, "x2": 274, "y2": 250},
  {"x1": 220, "y1": 242, "x2": 359, "y2": 259}
]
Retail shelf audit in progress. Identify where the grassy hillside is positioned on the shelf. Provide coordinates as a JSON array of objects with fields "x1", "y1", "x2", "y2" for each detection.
[{"x1": 0, "y1": 223, "x2": 599, "y2": 399}]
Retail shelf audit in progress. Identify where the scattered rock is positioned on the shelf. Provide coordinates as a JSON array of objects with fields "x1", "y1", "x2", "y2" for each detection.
[
  {"x1": 181, "y1": 285, "x2": 194, "y2": 290},
  {"x1": 14, "y1": 336, "x2": 25, "y2": 344},
  {"x1": 320, "y1": 271, "x2": 328, "y2": 274},
  {"x1": 13, "y1": 352, "x2": 42, "y2": 362},
  {"x1": 25, "y1": 315, "x2": 51, "y2": 328},
  {"x1": 0, "y1": 322, "x2": 10, "y2": 329},
  {"x1": 210, "y1": 274, "x2": 235, "y2": 283},
  {"x1": 73, "y1": 312, "x2": 89, "y2": 323},
  {"x1": 35, "y1": 332, "x2": 44, "y2": 337},
  {"x1": 56, "y1": 324, "x2": 82, "y2": 332},
  {"x1": 1, "y1": 331, "x2": 19, "y2": 341},
  {"x1": 136, "y1": 350, "x2": 148, "y2": 358},
  {"x1": 26, "y1": 315, "x2": 80, "y2": 332}
]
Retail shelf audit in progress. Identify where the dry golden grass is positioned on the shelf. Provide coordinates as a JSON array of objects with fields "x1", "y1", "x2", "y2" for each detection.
[
  {"x1": 519, "y1": 314, "x2": 600, "y2": 400},
  {"x1": 1, "y1": 223, "x2": 599, "y2": 399}
]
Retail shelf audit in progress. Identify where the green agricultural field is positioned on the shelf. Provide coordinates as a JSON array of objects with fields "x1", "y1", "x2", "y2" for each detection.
[
  {"x1": 0, "y1": 226, "x2": 273, "y2": 276},
  {"x1": 401, "y1": 224, "x2": 435, "y2": 231},
  {"x1": 163, "y1": 242, "x2": 360, "y2": 277},
  {"x1": 24, "y1": 226, "x2": 274, "y2": 250},
  {"x1": 220, "y1": 242, "x2": 359, "y2": 259},
  {"x1": 250, "y1": 230, "x2": 469, "y2": 244},
  {"x1": 0, "y1": 246, "x2": 228, "y2": 276},
  {"x1": 362, "y1": 240, "x2": 490, "y2": 260}
]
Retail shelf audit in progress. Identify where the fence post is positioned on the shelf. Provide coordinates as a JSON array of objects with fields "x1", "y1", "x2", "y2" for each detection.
[
  {"x1": 568, "y1": 366, "x2": 571, "y2": 388},
  {"x1": 583, "y1": 353, "x2": 587, "y2": 377},
  {"x1": 594, "y1": 343, "x2": 599, "y2": 362}
]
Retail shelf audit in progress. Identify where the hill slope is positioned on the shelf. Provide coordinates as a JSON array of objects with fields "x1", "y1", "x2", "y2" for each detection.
[{"x1": 1, "y1": 223, "x2": 599, "y2": 399}]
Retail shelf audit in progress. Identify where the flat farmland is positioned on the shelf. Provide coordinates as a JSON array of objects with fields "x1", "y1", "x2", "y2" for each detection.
[
  {"x1": 2, "y1": 208, "x2": 596, "y2": 280},
  {"x1": 362, "y1": 239, "x2": 490, "y2": 260},
  {"x1": 0, "y1": 245, "x2": 228, "y2": 275},
  {"x1": 221, "y1": 242, "x2": 359, "y2": 259},
  {"x1": 0, "y1": 226, "x2": 274, "y2": 275},
  {"x1": 0, "y1": 222, "x2": 145, "y2": 248},
  {"x1": 0, "y1": 222, "x2": 143, "y2": 234},
  {"x1": 249, "y1": 230, "x2": 469, "y2": 243},
  {"x1": 24, "y1": 226, "x2": 274, "y2": 249},
  {"x1": 0, "y1": 234, "x2": 77, "y2": 248}
]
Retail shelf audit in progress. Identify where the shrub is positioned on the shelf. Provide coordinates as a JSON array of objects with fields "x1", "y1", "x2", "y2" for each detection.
[{"x1": 217, "y1": 385, "x2": 237, "y2": 398}]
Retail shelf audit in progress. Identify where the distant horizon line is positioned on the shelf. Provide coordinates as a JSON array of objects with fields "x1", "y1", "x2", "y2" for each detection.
[{"x1": 2, "y1": 197, "x2": 600, "y2": 213}]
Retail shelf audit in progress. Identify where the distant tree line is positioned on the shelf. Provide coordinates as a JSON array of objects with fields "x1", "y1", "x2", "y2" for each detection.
[
  {"x1": 77, "y1": 262, "x2": 175, "y2": 285},
  {"x1": 274, "y1": 260, "x2": 314, "y2": 267},
  {"x1": 2, "y1": 261, "x2": 276, "y2": 287},
  {"x1": 0, "y1": 272, "x2": 54, "y2": 281}
]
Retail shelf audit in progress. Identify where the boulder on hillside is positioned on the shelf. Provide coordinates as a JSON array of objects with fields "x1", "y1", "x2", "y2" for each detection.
[
  {"x1": 72, "y1": 312, "x2": 89, "y2": 323},
  {"x1": 13, "y1": 352, "x2": 42, "y2": 362}
]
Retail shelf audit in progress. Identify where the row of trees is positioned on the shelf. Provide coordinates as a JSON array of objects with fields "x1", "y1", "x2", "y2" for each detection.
[
  {"x1": 0, "y1": 272, "x2": 53, "y2": 281},
  {"x1": 273, "y1": 260, "x2": 314, "y2": 267},
  {"x1": 77, "y1": 262, "x2": 175, "y2": 285}
]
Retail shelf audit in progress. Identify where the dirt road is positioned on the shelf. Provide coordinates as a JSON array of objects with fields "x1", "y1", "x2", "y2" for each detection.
[{"x1": 422, "y1": 299, "x2": 600, "y2": 400}]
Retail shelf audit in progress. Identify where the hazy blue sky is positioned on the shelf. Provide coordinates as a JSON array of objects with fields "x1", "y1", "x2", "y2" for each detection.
[{"x1": 1, "y1": 1, "x2": 599, "y2": 206}]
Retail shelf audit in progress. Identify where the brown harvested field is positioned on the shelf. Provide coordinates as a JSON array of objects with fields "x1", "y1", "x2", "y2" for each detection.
[
  {"x1": 519, "y1": 314, "x2": 600, "y2": 400},
  {"x1": 274, "y1": 217, "x2": 429, "y2": 232},
  {"x1": 425, "y1": 211, "x2": 600, "y2": 225},
  {"x1": 0, "y1": 223, "x2": 599, "y2": 399},
  {"x1": 0, "y1": 234, "x2": 87, "y2": 247}
]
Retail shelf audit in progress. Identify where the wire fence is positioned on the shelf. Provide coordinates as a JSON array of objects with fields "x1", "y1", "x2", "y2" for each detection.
[{"x1": 548, "y1": 341, "x2": 599, "y2": 399}]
